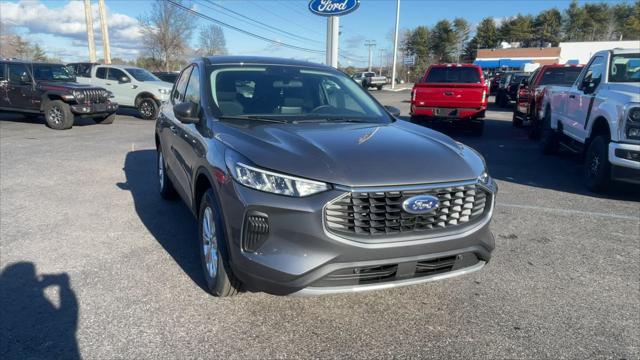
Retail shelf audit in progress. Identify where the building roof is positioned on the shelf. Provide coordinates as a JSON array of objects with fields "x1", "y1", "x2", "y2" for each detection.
[{"x1": 477, "y1": 47, "x2": 561, "y2": 59}]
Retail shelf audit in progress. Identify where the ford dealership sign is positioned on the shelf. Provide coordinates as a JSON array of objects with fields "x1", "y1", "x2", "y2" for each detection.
[{"x1": 308, "y1": 0, "x2": 360, "y2": 17}]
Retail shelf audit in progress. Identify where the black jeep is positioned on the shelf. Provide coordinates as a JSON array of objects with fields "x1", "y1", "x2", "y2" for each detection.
[{"x1": 0, "y1": 60, "x2": 118, "y2": 130}]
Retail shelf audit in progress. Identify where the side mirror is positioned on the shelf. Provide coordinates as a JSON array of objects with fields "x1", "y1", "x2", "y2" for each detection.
[
  {"x1": 384, "y1": 105, "x2": 401, "y2": 117},
  {"x1": 173, "y1": 101, "x2": 200, "y2": 124},
  {"x1": 119, "y1": 76, "x2": 130, "y2": 84}
]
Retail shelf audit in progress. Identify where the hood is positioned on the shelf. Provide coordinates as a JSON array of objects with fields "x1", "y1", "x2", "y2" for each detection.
[
  {"x1": 216, "y1": 120, "x2": 485, "y2": 187},
  {"x1": 606, "y1": 83, "x2": 640, "y2": 103},
  {"x1": 141, "y1": 80, "x2": 173, "y2": 90},
  {"x1": 37, "y1": 81, "x2": 103, "y2": 91}
]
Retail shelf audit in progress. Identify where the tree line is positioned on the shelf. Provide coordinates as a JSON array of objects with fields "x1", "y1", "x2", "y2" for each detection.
[{"x1": 402, "y1": 0, "x2": 640, "y2": 77}]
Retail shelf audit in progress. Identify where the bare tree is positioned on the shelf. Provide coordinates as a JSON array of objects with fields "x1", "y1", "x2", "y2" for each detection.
[
  {"x1": 197, "y1": 24, "x2": 227, "y2": 56},
  {"x1": 138, "y1": 0, "x2": 196, "y2": 71}
]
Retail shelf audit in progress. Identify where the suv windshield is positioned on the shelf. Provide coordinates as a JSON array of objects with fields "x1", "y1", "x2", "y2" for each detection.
[
  {"x1": 208, "y1": 65, "x2": 389, "y2": 123},
  {"x1": 609, "y1": 53, "x2": 640, "y2": 83},
  {"x1": 125, "y1": 68, "x2": 160, "y2": 82},
  {"x1": 424, "y1": 67, "x2": 481, "y2": 84},
  {"x1": 32, "y1": 64, "x2": 75, "y2": 82},
  {"x1": 538, "y1": 67, "x2": 583, "y2": 86}
]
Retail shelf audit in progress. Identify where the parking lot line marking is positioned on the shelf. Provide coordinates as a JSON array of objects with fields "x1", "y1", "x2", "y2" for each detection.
[{"x1": 497, "y1": 202, "x2": 639, "y2": 221}]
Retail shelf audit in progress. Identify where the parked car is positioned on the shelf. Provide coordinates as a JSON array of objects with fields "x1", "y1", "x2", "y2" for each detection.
[
  {"x1": 513, "y1": 64, "x2": 584, "y2": 131},
  {"x1": 538, "y1": 49, "x2": 640, "y2": 191},
  {"x1": 156, "y1": 56, "x2": 497, "y2": 296},
  {"x1": 72, "y1": 63, "x2": 172, "y2": 119},
  {"x1": 489, "y1": 71, "x2": 504, "y2": 94},
  {"x1": 496, "y1": 72, "x2": 529, "y2": 108},
  {"x1": 153, "y1": 71, "x2": 179, "y2": 84},
  {"x1": 0, "y1": 60, "x2": 117, "y2": 129},
  {"x1": 410, "y1": 64, "x2": 489, "y2": 135},
  {"x1": 352, "y1": 72, "x2": 386, "y2": 90}
]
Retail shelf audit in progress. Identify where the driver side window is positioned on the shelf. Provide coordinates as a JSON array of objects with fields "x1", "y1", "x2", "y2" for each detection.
[
  {"x1": 107, "y1": 68, "x2": 126, "y2": 81},
  {"x1": 580, "y1": 56, "x2": 604, "y2": 91}
]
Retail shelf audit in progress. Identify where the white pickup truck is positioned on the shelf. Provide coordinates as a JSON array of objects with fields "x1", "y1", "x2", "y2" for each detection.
[
  {"x1": 352, "y1": 72, "x2": 387, "y2": 90},
  {"x1": 538, "y1": 48, "x2": 640, "y2": 191}
]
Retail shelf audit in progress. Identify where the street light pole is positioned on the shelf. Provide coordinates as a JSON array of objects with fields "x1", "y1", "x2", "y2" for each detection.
[
  {"x1": 83, "y1": 0, "x2": 96, "y2": 62},
  {"x1": 391, "y1": 0, "x2": 400, "y2": 89},
  {"x1": 98, "y1": 0, "x2": 111, "y2": 64}
]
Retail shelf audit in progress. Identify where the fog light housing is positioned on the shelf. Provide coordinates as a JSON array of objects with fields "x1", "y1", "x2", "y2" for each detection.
[
  {"x1": 242, "y1": 212, "x2": 269, "y2": 252},
  {"x1": 627, "y1": 126, "x2": 640, "y2": 140},
  {"x1": 615, "y1": 149, "x2": 640, "y2": 162}
]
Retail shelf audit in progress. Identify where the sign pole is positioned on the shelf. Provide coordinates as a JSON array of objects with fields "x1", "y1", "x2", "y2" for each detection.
[
  {"x1": 391, "y1": 0, "x2": 400, "y2": 89},
  {"x1": 326, "y1": 16, "x2": 339, "y2": 68}
]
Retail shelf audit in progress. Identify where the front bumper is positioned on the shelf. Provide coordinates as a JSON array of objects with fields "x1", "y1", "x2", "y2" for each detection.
[
  {"x1": 70, "y1": 101, "x2": 118, "y2": 116},
  {"x1": 218, "y1": 178, "x2": 497, "y2": 295},
  {"x1": 609, "y1": 142, "x2": 640, "y2": 184}
]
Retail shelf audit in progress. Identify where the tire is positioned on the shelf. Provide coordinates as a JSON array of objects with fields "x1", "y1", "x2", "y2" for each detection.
[
  {"x1": 43, "y1": 100, "x2": 74, "y2": 130},
  {"x1": 157, "y1": 147, "x2": 177, "y2": 199},
  {"x1": 198, "y1": 189, "x2": 241, "y2": 297},
  {"x1": 584, "y1": 135, "x2": 611, "y2": 192},
  {"x1": 94, "y1": 113, "x2": 116, "y2": 124},
  {"x1": 540, "y1": 106, "x2": 559, "y2": 155},
  {"x1": 512, "y1": 110, "x2": 523, "y2": 128},
  {"x1": 137, "y1": 98, "x2": 158, "y2": 120},
  {"x1": 471, "y1": 120, "x2": 484, "y2": 136},
  {"x1": 377, "y1": 85, "x2": 383, "y2": 90}
]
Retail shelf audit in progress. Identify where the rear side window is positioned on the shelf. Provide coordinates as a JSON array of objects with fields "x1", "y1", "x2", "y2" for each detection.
[
  {"x1": 7, "y1": 63, "x2": 29, "y2": 83},
  {"x1": 538, "y1": 67, "x2": 584, "y2": 86},
  {"x1": 96, "y1": 67, "x2": 107, "y2": 79},
  {"x1": 75, "y1": 64, "x2": 92, "y2": 78},
  {"x1": 424, "y1": 67, "x2": 481, "y2": 84}
]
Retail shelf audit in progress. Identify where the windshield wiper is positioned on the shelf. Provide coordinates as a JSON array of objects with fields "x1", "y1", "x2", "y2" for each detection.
[
  {"x1": 218, "y1": 115, "x2": 288, "y2": 124},
  {"x1": 294, "y1": 117, "x2": 373, "y2": 124}
]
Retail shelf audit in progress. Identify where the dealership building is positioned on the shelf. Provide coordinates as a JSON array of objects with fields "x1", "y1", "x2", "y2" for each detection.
[{"x1": 473, "y1": 40, "x2": 640, "y2": 70}]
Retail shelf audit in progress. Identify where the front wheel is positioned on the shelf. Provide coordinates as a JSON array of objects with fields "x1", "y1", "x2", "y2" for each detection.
[
  {"x1": 199, "y1": 189, "x2": 241, "y2": 297},
  {"x1": 377, "y1": 85, "x2": 383, "y2": 90},
  {"x1": 584, "y1": 135, "x2": 611, "y2": 192},
  {"x1": 44, "y1": 100, "x2": 74, "y2": 130},
  {"x1": 137, "y1": 98, "x2": 158, "y2": 120}
]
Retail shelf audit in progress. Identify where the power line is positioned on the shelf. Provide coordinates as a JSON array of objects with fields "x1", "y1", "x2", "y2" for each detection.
[
  {"x1": 166, "y1": 0, "x2": 324, "y2": 54},
  {"x1": 200, "y1": 0, "x2": 323, "y2": 45},
  {"x1": 249, "y1": 0, "x2": 323, "y2": 38}
]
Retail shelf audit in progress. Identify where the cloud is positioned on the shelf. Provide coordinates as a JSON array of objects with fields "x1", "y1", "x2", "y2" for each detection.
[
  {"x1": 0, "y1": 0, "x2": 142, "y2": 59},
  {"x1": 343, "y1": 35, "x2": 366, "y2": 50}
]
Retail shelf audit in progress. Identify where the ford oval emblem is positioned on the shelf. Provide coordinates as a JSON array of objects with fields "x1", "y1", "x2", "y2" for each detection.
[
  {"x1": 308, "y1": 0, "x2": 360, "y2": 17},
  {"x1": 402, "y1": 195, "x2": 440, "y2": 215}
]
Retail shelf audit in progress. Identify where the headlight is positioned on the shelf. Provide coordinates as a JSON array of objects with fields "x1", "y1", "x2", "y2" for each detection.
[
  {"x1": 626, "y1": 106, "x2": 640, "y2": 140},
  {"x1": 72, "y1": 90, "x2": 85, "y2": 102},
  {"x1": 230, "y1": 161, "x2": 329, "y2": 197},
  {"x1": 158, "y1": 88, "x2": 170, "y2": 95}
]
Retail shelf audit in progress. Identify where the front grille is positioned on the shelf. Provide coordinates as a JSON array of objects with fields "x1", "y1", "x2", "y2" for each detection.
[
  {"x1": 81, "y1": 89, "x2": 107, "y2": 104},
  {"x1": 325, "y1": 183, "x2": 489, "y2": 238},
  {"x1": 313, "y1": 264, "x2": 398, "y2": 287},
  {"x1": 415, "y1": 255, "x2": 457, "y2": 277}
]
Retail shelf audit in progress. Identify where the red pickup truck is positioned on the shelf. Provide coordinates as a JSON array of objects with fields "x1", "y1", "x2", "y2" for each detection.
[
  {"x1": 410, "y1": 64, "x2": 489, "y2": 135},
  {"x1": 513, "y1": 64, "x2": 584, "y2": 136}
]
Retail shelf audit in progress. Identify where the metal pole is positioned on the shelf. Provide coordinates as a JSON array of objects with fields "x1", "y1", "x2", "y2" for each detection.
[
  {"x1": 391, "y1": 0, "x2": 400, "y2": 89},
  {"x1": 331, "y1": 16, "x2": 339, "y2": 68},
  {"x1": 365, "y1": 40, "x2": 375, "y2": 72},
  {"x1": 83, "y1": 0, "x2": 96, "y2": 62},
  {"x1": 98, "y1": 0, "x2": 111, "y2": 64},
  {"x1": 326, "y1": 17, "x2": 332, "y2": 66}
]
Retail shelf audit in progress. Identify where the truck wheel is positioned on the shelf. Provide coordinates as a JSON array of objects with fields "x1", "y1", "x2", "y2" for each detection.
[
  {"x1": 540, "y1": 107, "x2": 558, "y2": 154},
  {"x1": 377, "y1": 85, "x2": 383, "y2": 90},
  {"x1": 157, "y1": 147, "x2": 177, "y2": 199},
  {"x1": 584, "y1": 135, "x2": 611, "y2": 192},
  {"x1": 44, "y1": 100, "x2": 74, "y2": 130},
  {"x1": 94, "y1": 113, "x2": 116, "y2": 124},
  {"x1": 512, "y1": 110, "x2": 523, "y2": 128},
  {"x1": 199, "y1": 189, "x2": 241, "y2": 297},
  {"x1": 137, "y1": 98, "x2": 158, "y2": 120}
]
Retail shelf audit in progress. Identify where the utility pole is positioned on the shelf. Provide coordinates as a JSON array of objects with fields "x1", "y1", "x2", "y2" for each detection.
[
  {"x1": 98, "y1": 0, "x2": 111, "y2": 64},
  {"x1": 83, "y1": 0, "x2": 97, "y2": 62},
  {"x1": 391, "y1": 0, "x2": 400, "y2": 89},
  {"x1": 379, "y1": 49, "x2": 385, "y2": 76},
  {"x1": 365, "y1": 40, "x2": 376, "y2": 72}
]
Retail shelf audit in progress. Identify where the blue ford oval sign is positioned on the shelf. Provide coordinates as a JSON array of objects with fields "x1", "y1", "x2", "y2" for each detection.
[
  {"x1": 402, "y1": 195, "x2": 440, "y2": 215},
  {"x1": 308, "y1": 0, "x2": 360, "y2": 17}
]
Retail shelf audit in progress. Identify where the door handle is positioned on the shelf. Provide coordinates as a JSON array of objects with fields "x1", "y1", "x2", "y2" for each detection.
[
  {"x1": 569, "y1": 94, "x2": 576, "y2": 99},
  {"x1": 105, "y1": 82, "x2": 112, "y2": 85},
  {"x1": 169, "y1": 125, "x2": 178, "y2": 134},
  {"x1": 444, "y1": 91, "x2": 454, "y2": 96}
]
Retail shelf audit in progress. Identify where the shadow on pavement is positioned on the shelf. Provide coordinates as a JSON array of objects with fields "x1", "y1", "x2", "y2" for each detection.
[
  {"x1": 400, "y1": 107, "x2": 640, "y2": 201},
  {"x1": 117, "y1": 149, "x2": 206, "y2": 290},
  {"x1": 0, "y1": 112, "x2": 98, "y2": 126},
  {"x1": 0, "y1": 262, "x2": 80, "y2": 359}
]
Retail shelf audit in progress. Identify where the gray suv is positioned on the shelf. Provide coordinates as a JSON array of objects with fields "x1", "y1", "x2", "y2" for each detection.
[{"x1": 155, "y1": 56, "x2": 497, "y2": 297}]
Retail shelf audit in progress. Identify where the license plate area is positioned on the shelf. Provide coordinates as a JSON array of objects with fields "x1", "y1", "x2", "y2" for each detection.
[{"x1": 434, "y1": 108, "x2": 458, "y2": 117}]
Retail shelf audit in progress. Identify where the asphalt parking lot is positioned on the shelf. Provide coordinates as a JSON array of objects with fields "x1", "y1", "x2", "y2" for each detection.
[{"x1": 1, "y1": 92, "x2": 638, "y2": 359}]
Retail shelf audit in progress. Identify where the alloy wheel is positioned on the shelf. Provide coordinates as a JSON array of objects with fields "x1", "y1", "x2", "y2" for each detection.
[
  {"x1": 49, "y1": 106, "x2": 63, "y2": 125},
  {"x1": 202, "y1": 207, "x2": 218, "y2": 279},
  {"x1": 158, "y1": 152, "x2": 165, "y2": 190}
]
